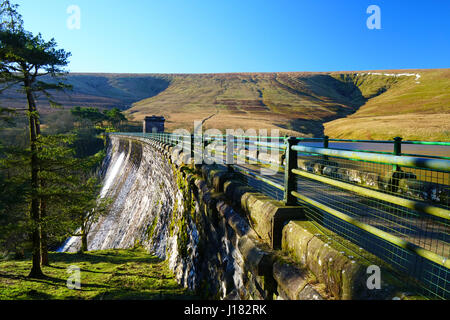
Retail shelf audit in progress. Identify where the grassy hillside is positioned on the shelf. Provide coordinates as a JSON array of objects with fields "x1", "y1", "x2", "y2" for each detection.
[
  {"x1": 0, "y1": 73, "x2": 170, "y2": 112},
  {"x1": 1, "y1": 69, "x2": 448, "y2": 140},
  {"x1": 0, "y1": 248, "x2": 197, "y2": 300},
  {"x1": 126, "y1": 69, "x2": 449, "y2": 140},
  {"x1": 127, "y1": 72, "x2": 395, "y2": 136},
  {"x1": 324, "y1": 69, "x2": 450, "y2": 140}
]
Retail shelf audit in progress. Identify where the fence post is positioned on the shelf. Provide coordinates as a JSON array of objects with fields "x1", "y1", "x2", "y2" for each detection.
[
  {"x1": 195, "y1": 133, "x2": 203, "y2": 164},
  {"x1": 284, "y1": 137, "x2": 298, "y2": 205},
  {"x1": 190, "y1": 134, "x2": 195, "y2": 162},
  {"x1": 256, "y1": 134, "x2": 261, "y2": 159},
  {"x1": 323, "y1": 135, "x2": 329, "y2": 161},
  {"x1": 192, "y1": 133, "x2": 203, "y2": 165},
  {"x1": 226, "y1": 134, "x2": 234, "y2": 173},
  {"x1": 393, "y1": 136, "x2": 402, "y2": 171},
  {"x1": 201, "y1": 133, "x2": 205, "y2": 165},
  {"x1": 244, "y1": 136, "x2": 249, "y2": 164},
  {"x1": 323, "y1": 135, "x2": 329, "y2": 149}
]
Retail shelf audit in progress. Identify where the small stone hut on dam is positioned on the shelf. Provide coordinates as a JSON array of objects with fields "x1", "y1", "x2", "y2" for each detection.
[{"x1": 143, "y1": 115, "x2": 165, "y2": 133}]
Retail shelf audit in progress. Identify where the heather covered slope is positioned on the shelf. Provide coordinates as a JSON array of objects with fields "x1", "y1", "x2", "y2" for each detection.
[
  {"x1": 0, "y1": 73, "x2": 171, "y2": 112},
  {"x1": 324, "y1": 69, "x2": 450, "y2": 140},
  {"x1": 1, "y1": 69, "x2": 448, "y2": 140},
  {"x1": 126, "y1": 69, "x2": 449, "y2": 139},
  {"x1": 126, "y1": 72, "x2": 393, "y2": 136}
]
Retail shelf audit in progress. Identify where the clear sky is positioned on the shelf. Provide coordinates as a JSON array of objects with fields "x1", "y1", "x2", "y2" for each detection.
[{"x1": 13, "y1": 0, "x2": 450, "y2": 73}]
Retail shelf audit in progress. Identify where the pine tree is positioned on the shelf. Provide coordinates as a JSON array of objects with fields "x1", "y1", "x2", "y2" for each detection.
[
  {"x1": 0, "y1": 0, "x2": 71, "y2": 277},
  {"x1": 36, "y1": 134, "x2": 109, "y2": 254}
]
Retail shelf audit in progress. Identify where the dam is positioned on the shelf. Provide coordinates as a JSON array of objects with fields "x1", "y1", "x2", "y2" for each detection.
[{"x1": 60, "y1": 132, "x2": 449, "y2": 300}]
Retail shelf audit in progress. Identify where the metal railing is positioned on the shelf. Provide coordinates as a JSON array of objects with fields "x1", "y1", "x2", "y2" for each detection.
[{"x1": 110, "y1": 132, "x2": 450, "y2": 299}]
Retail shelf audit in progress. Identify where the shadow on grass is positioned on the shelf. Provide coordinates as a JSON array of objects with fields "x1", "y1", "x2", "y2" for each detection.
[
  {"x1": 22, "y1": 290, "x2": 53, "y2": 300},
  {"x1": 1, "y1": 249, "x2": 200, "y2": 300},
  {"x1": 93, "y1": 289, "x2": 200, "y2": 300},
  {"x1": 48, "y1": 267, "x2": 175, "y2": 281},
  {"x1": 0, "y1": 272, "x2": 110, "y2": 290},
  {"x1": 47, "y1": 251, "x2": 162, "y2": 266}
]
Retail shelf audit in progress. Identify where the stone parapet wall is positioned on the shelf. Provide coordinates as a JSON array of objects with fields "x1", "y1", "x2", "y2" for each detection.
[{"x1": 93, "y1": 135, "x2": 423, "y2": 300}]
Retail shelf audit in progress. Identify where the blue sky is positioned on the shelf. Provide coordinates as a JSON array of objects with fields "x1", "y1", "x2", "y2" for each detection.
[{"x1": 13, "y1": 0, "x2": 450, "y2": 73}]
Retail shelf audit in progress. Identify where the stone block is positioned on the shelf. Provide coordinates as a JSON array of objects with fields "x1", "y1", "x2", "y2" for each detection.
[
  {"x1": 223, "y1": 180, "x2": 255, "y2": 206},
  {"x1": 273, "y1": 260, "x2": 323, "y2": 300},
  {"x1": 297, "y1": 284, "x2": 324, "y2": 300},
  {"x1": 378, "y1": 170, "x2": 417, "y2": 192},
  {"x1": 180, "y1": 152, "x2": 192, "y2": 165},
  {"x1": 398, "y1": 178, "x2": 449, "y2": 203},
  {"x1": 282, "y1": 220, "x2": 401, "y2": 300},
  {"x1": 241, "y1": 193, "x2": 304, "y2": 249},
  {"x1": 216, "y1": 201, "x2": 256, "y2": 238},
  {"x1": 258, "y1": 152, "x2": 283, "y2": 165},
  {"x1": 237, "y1": 236, "x2": 273, "y2": 276},
  {"x1": 297, "y1": 159, "x2": 314, "y2": 172},
  {"x1": 273, "y1": 261, "x2": 307, "y2": 299},
  {"x1": 212, "y1": 171, "x2": 233, "y2": 192}
]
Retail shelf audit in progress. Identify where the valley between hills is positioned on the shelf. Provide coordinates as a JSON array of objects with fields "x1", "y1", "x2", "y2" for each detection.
[{"x1": 1, "y1": 69, "x2": 449, "y2": 141}]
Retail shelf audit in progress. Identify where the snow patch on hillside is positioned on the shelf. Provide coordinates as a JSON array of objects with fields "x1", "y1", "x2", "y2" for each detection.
[{"x1": 358, "y1": 72, "x2": 421, "y2": 84}]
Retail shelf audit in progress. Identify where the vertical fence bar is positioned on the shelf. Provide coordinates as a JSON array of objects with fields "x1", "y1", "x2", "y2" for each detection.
[
  {"x1": 284, "y1": 137, "x2": 298, "y2": 205},
  {"x1": 190, "y1": 134, "x2": 195, "y2": 162},
  {"x1": 244, "y1": 136, "x2": 249, "y2": 164},
  {"x1": 393, "y1": 136, "x2": 402, "y2": 171},
  {"x1": 226, "y1": 134, "x2": 234, "y2": 173},
  {"x1": 323, "y1": 135, "x2": 329, "y2": 148},
  {"x1": 323, "y1": 135, "x2": 329, "y2": 161},
  {"x1": 200, "y1": 133, "x2": 204, "y2": 165}
]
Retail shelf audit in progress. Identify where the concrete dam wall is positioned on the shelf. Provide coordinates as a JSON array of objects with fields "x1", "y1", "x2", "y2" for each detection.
[{"x1": 60, "y1": 134, "x2": 421, "y2": 300}]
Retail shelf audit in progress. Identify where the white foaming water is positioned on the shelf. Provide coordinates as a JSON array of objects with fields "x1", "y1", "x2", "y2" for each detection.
[
  {"x1": 57, "y1": 152, "x2": 126, "y2": 252},
  {"x1": 56, "y1": 227, "x2": 80, "y2": 252},
  {"x1": 100, "y1": 152, "x2": 125, "y2": 198}
]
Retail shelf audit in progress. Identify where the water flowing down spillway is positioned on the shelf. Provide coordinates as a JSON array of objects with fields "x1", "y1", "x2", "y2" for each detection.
[
  {"x1": 57, "y1": 152, "x2": 126, "y2": 252},
  {"x1": 100, "y1": 152, "x2": 125, "y2": 198},
  {"x1": 57, "y1": 137, "x2": 179, "y2": 256}
]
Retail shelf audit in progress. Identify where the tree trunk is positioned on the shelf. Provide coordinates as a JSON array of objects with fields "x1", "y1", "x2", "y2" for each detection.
[
  {"x1": 81, "y1": 226, "x2": 88, "y2": 253},
  {"x1": 25, "y1": 77, "x2": 44, "y2": 278},
  {"x1": 39, "y1": 130, "x2": 49, "y2": 266},
  {"x1": 33, "y1": 98, "x2": 49, "y2": 266},
  {"x1": 40, "y1": 192, "x2": 49, "y2": 266},
  {"x1": 28, "y1": 116, "x2": 43, "y2": 278}
]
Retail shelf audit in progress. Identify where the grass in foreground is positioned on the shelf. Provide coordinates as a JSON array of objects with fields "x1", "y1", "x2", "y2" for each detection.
[{"x1": 0, "y1": 247, "x2": 197, "y2": 300}]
